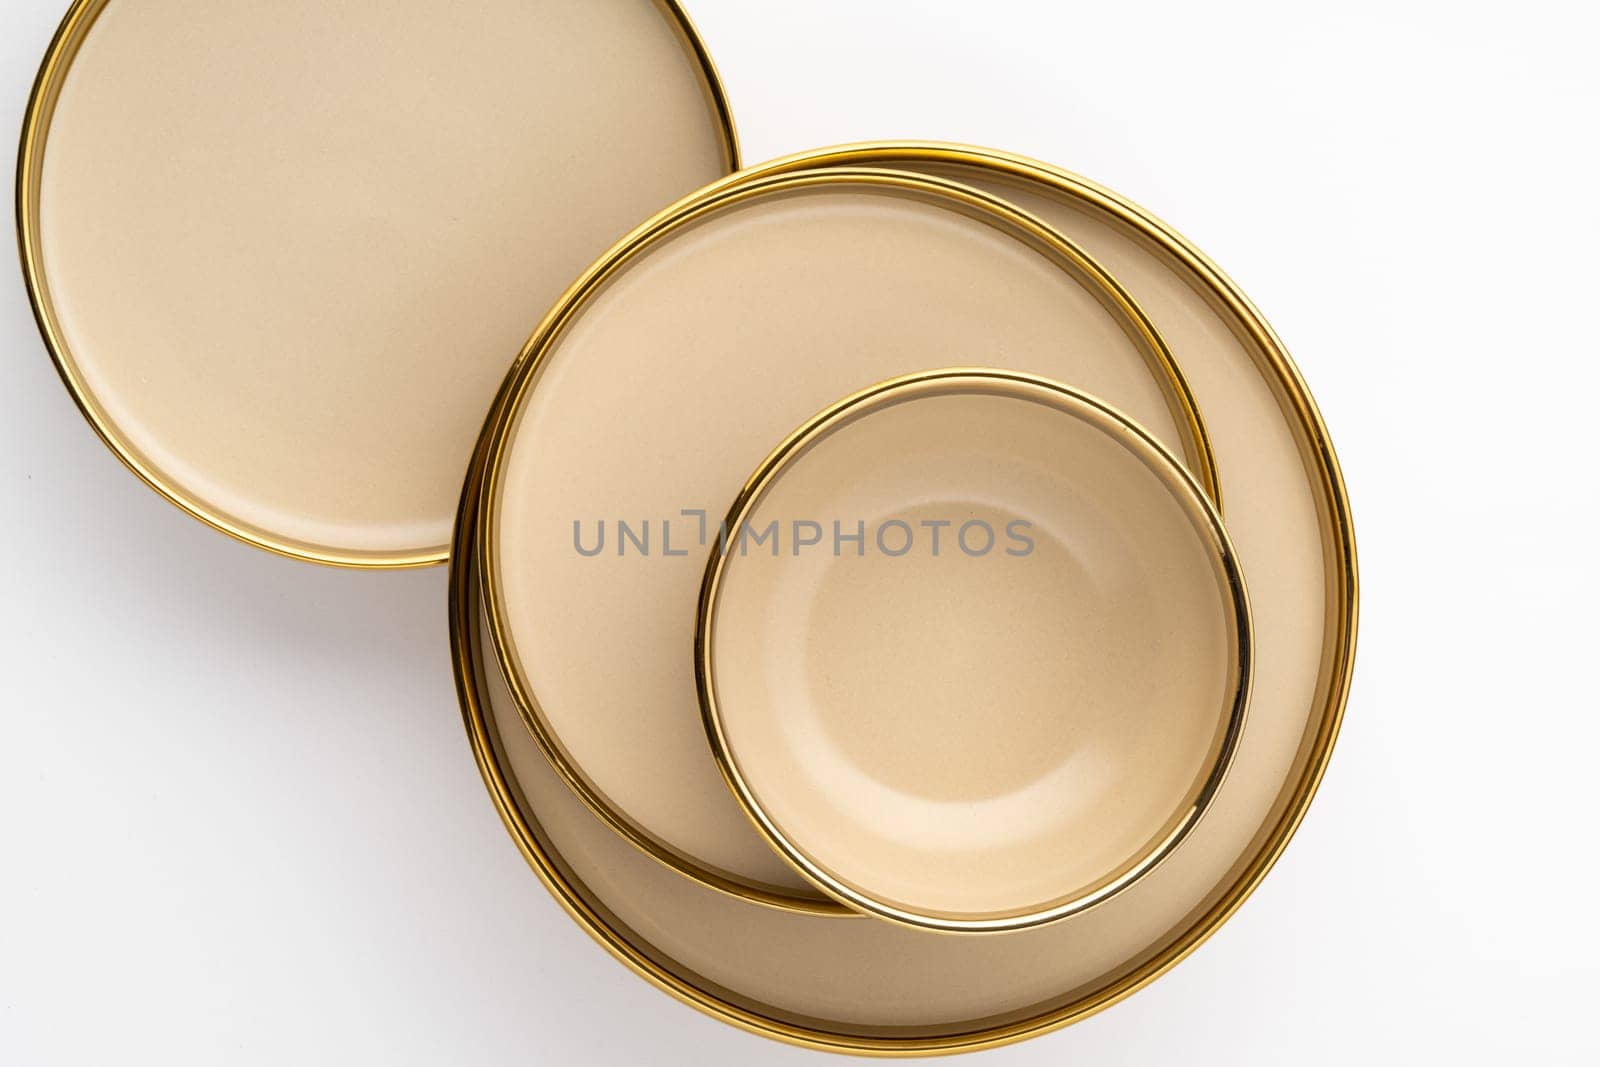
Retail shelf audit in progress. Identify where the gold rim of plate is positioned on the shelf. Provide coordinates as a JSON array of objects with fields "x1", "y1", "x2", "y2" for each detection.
[
  {"x1": 452, "y1": 140, "x2": 1359, "y2": 1056},
  {"x1": 14, "y1": 0, "x2": 740, "y2": 569},
  {"x1": 474, "y1": 165, "x2": 1223, "y2": 916}
]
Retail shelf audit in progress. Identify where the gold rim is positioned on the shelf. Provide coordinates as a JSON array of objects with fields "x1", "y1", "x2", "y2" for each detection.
[
  {"x1": 695, "y1": 368, "x2": 1252, "y2": 934},
  {"x1": 475, "y1": 166, "x2": 1222, "y2": 915},
  {"x1": 451, "y1": 140, "x2": 1358, "y2": 1056},
  {"x1": 13, "y1": 0, "x2": 740, "y2": 569}
]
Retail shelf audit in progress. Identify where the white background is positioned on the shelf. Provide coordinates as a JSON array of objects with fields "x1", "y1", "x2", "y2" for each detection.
[{"x1": 3, "y1": 1, "x2": 1597, "y2": 1063}]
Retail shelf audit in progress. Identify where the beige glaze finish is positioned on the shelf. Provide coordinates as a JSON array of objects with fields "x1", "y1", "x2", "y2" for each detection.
[
  {"x1": 449, "y1": 144, "x2": 1356, "y2": 1055},
  {"x1": 482, "y1": 171, "x2": 1217, "y2": 910},
  {"x1": 20, "y1": 0, "x2": 735, "y2": 566},
  {"x1": 700, "y1": 373, "x2": 1250, "y2": 931}
]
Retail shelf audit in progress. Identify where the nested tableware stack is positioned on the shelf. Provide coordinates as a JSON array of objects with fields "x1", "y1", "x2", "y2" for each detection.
[{"x1": 20, "y1": 0, "x2": 1356, "y2": 1055}]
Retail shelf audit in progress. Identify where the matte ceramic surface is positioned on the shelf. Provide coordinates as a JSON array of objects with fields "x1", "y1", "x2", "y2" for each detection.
[
  {"x1": 450, "y1": 143, "x2": 1356, "y2": 1055},
  {"x1": 699, "y1": 372, "x2": 1250, "y2": 931},
  {"x1": 18, "y1": 0, "x2": 736, "y2": 566},
  {"x1": 480, "y1": 169, "x2": 1219, "y2": 911}
]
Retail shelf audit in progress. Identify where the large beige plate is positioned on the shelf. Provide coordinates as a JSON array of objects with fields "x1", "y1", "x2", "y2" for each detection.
[
  {"x1": 450, "y1": 143, "x2": 1356, "y2": 1055},
  {"x1": 17, "y1": 0, "x2": 737, "y2": 567},
  {"x1": 478, "y1": 168, "x2": 1220, "y2": 913},
  {"x1": 699, "y1": 369, "x2": 1252, "y2": 933}
]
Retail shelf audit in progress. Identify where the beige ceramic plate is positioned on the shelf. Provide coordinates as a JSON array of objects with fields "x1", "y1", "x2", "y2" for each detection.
[
  {"x1": 698, "y1": 369, "x2": 1251, "y2": 933},
  {"x1": 477, "y1": 167, "x2": 1221, "y2": 913},
  {"x1": 17, "y1": 0, "x2": 736, "y2": 567},
  {"x1": 451, "y1": 142, "x2": 1356, "y2": 1055}
]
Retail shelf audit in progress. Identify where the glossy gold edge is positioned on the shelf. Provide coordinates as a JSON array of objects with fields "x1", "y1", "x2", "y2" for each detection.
[
  {"x1": 474, "y1": 165, "x2": 1221, "y2": 916},
  {"x1": 454, "y1": 141, "x2": 1356, "y2": 1056},
  {"x1": 13, "y1": 0, "x2": 741, "y2": 570},
  {"x1": 693, "y1": 368, "x2": 1252, "y2": 935}
]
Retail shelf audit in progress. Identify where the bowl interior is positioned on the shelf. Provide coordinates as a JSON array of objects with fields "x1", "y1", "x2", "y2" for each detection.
[{"x1": 703, "y1": 375, "x2": 1249, "y2": 930}]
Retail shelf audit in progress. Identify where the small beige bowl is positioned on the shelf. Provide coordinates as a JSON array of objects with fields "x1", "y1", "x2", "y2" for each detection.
[{"x1": 696, "y1": 369, "x2": 1252, "y2": 933}]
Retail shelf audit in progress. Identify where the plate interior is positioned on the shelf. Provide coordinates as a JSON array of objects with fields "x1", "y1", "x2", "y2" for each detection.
[
  {"x1": 484, "y1": 175, "x2": 1215, "y2": 905},
  {"x1": 22, "y1": 0, "x2": 735, "y2": 565}
]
